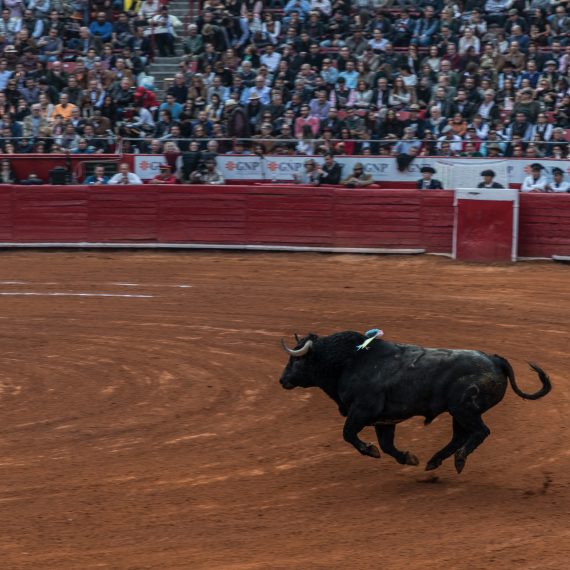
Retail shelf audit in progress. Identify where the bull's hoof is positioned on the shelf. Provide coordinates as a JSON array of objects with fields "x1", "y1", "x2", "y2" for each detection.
[
  {"x1": 404, "y1": 452, "x2": 420, "y2": 466},
  {"x1": 425, "y1": 460, "x2": 441, "y2": 471},
  {"x1": 454, "y1": 453, "x2": 466, "y2": 474},
  {"x1": 365, "y1": 443, "x2": 381, "y2": 458}
]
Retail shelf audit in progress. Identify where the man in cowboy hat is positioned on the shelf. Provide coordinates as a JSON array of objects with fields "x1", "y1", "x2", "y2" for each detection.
[
  {"x1": 416, "y1": 166, "x2": 443, "y2": 190},
  {"x1": 546, "y1": 167, "x2": 570, "y2": 193},
  {"x1": 478, "y1": 169, "x2": 504, "y2": 188},
  {"x1": 521, "y1": 163, "x2": 548, "y2": 192}
]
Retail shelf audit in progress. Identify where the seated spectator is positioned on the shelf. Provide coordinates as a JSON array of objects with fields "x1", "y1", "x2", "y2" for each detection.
[
  {"x1": 89, "y1": 12, "x2": 113, "y2": 44},
  {"x1": 547, "y1": 167, "x2": 570, "y2": 193},
  {"x1": 108, "y1": 162, "x2": 143, "y2": 185},
  {"x1": 316, "y1": 153, "x2": 342, "y2": 185},
  {"x1": 521, "y1": 163, "x2": 548, "y2": 192},
  {"x1": 84, "y1": 165, "x2": 110, "y2": 185},
  {"x1": 37, "y1": 27, "x2": 63, "y2": 63},
  {"x1": 293, "y1": 158, "x2": 320, "y2": 185},
  {"x1": 190, "y1": 157, "x2": 225, "y2": 185},
  {"x1": 341, "y1": 163, "x2": 374, "y2": 188},
  {"x1": 148, "y1": 6, "x2": 182, "y2": 57},
  {"x1": 151, "y1": 163, "x2": 178, "y2": 184},
  {"x1": 478, "y1": 169, "x2": 504, "y2": 189},
  {"x1": 416, "y1": 166, "x2": 443, "y2": 190},
  {"x1": 19, "y1": 172, "x2": 44, "y2": 185}
]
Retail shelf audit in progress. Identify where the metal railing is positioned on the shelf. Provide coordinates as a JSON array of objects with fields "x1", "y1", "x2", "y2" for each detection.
[{"x1": 116, "y1": 136, "x2": 570, "y2": 157}]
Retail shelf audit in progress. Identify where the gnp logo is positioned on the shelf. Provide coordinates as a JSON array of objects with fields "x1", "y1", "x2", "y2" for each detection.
[
  {"x1": 226, "y1": 161, "x2": 260, "y2": 172},
  {"x1": 268, "y1": 161, "x2": 302, "y2": 172},
  {"x1": 138, "y1": 158, "x2": 164, "y2": 172},
  {"x1": 363, "y1": 162, "x2": 389, "y2": 174}
]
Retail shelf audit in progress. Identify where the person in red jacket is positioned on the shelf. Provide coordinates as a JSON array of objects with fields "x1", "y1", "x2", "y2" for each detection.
[
  {"x1": 133, "y1": 86, "x2": 159, "y2": 111},
  {"x1": 151, "y1": 163, "x2": 178, "y2": 184}
]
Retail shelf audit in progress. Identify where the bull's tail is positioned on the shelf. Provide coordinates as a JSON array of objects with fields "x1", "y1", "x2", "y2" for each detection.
[{"x1": 495, "y1": 355, "x2": 552, "y2": 400}]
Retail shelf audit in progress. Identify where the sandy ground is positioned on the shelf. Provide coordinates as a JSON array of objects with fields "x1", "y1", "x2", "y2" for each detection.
[{"x1": 0, "y1": 252, "x2": 568, "y2": 570}]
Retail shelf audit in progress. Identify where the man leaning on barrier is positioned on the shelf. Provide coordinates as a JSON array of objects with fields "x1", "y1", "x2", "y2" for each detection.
[{"x1": 341, "y1": 163, "x2": 374, "y2": 188}]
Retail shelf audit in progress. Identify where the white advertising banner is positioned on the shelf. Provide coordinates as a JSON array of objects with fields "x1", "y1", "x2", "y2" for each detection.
[
  {"x1": 218, "y1": 155, "x2": 448, "y2": 183},
  {"x1": 132, "y1": 154, "x2": 570, "y2": 186},
  {"x1": 134, "y1": 154, "x2": 167, "y2": 179}
]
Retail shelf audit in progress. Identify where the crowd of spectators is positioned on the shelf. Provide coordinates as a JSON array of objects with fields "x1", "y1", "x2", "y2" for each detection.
[{"x1": 1, "y1": 0, "x2": 570, "y2": 169}]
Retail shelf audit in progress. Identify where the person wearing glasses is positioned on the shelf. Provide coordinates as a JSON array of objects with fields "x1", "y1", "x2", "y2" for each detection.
[{"x1": 293, "y1": 158, "x2": 321, "y2": 185}]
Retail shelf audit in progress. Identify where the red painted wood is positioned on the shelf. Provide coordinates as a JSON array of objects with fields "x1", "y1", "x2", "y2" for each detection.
[{"x1": 0, "y1": 185, "x2": 567, "y2": 257}]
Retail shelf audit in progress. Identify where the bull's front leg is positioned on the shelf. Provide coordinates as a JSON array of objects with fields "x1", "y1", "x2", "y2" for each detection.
[
  {"x1": 375, "y1": 424, "x2": 419, "y2": 466},
  {"x1": 343, "y1": 408, "x2": 380, "y2": 458}
]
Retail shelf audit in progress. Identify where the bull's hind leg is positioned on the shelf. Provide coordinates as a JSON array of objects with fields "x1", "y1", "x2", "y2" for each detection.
[
  {"x1": 425, "y1": 418, "x2": 468, "y2": 471},
  {"x1": 343, "y1": 409, "x2": 380, "y2": 458},
  {"x1": 453, "y1": 414, "x2": 491, "y2": 474},
  {"x1": 375, "y1": 425, "x2": 419, "y2": 466}
]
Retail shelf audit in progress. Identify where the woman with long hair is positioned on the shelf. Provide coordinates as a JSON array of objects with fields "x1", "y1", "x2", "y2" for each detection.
[
  {"x1": 206, "y1": 93, "x2": 224, "y2": 121},
  {"x1": 296, "y1": 124, "x2": 316, "y2": 156},
  {"x1": 188, "y1": 75, "x2": 207, "y2": 107},
  {"x1": 388, "y1": 77, "x2": 412, "y2": 110},
  {"x1": 349, "y1": 79, "x2": 373, "y2": 109},
  {"x1": 421, "y1": 45, "x2": 442, "y2": 74},
  {"x1": 377, "y1": 108, "x2": 404, "y2": 139},
  {"x1": 0, "y1": 159, "x2": 15, "y2": 183}
]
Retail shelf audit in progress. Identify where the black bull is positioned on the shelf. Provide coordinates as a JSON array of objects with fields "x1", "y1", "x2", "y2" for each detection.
[{"x1": 279, "y1": 332, "x2": 551, "y2": 473}]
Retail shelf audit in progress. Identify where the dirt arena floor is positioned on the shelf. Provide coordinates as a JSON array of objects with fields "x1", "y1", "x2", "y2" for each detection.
[{"x1": 0, "y1": 251, "x2": 568, "y2": 570}]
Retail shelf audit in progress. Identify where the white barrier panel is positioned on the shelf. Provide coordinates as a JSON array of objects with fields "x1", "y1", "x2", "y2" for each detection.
[
  {"x1": 134, "y1": 155, "x2": 167, "y2": 179},
  {"x1": 132, "y1": 154, "x2": 570, "y2": 185}
]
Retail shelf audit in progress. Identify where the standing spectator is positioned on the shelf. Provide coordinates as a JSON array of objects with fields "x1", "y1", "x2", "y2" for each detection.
[{"x1": 0, "y1": 158, "x2": 15, "y2": 184}]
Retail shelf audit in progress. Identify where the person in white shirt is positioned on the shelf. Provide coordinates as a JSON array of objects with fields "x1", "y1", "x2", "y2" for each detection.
[
  {"x1": 521, "y1": 163, "x2": 548, "y2": 192},
  {"x1": 546, "y1": 167, "x2": 570, "y2": 193},
  {"x1": 259, "y1": 44, "x2": 281, "y2": 73},
  {"x1": 148, "y1": 6, "x2": 182, "y2": 56},
  {"x1": 109, "y1": 163, "x2": 143, "y2": 185}
]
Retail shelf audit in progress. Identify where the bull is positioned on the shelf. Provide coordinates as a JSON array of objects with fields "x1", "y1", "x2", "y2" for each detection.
[{"x1": 279, "y1": 331, "x2": 551, "y2": 473}]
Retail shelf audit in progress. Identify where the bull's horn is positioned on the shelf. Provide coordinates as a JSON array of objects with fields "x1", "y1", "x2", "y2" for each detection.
[{"x1": 280, "y1": 338, "x2": 313, "y2": 357}]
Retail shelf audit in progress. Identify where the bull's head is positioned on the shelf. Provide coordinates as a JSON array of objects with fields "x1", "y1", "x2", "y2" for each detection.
[{"x1": 279, "y1": 334, "x2": 316, "y2": 390}]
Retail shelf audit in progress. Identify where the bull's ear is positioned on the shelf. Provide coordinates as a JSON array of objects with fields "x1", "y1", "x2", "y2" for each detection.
[{"x1": 294, "y1": 333, "x2": 301, "y2": 343}]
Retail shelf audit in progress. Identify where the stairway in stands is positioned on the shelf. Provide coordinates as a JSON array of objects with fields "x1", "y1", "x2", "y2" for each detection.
[{"x1": 146, "y1": 0, "x2": 198, "y2": 100}]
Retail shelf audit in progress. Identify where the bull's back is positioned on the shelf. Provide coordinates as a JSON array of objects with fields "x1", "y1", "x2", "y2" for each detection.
[{"x1": 340, "y1": 343, "x2": 502, "y2": 419}]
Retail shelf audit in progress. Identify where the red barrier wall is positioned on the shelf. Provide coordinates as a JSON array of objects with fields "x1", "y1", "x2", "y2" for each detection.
[
  {"x1": 0, "y1": 185, "x2": 568, "y2": 258},
  {"x1": 7, "y1": 155, "x2": 119, "y2": 182},
  {"x1": 519, "y1": 193, "x2": 570, "y2": 258}
]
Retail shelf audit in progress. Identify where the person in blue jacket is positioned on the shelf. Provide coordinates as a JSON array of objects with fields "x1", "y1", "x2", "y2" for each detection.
[{"x1": 84, "y1": 165, "x2": 109, "y2": 185}]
